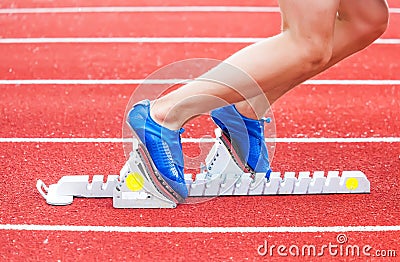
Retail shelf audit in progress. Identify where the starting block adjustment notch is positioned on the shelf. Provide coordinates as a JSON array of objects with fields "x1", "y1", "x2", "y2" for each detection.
[
  {"x1": 308, "y1": 171, "x2": 326, "y2": 194},
  {"x1": 188, "y1": 172, "x2": 207, "y2": 197},
  {"x1": 248, "y1": 173, "x2": 266, "y2": 195},
  {"x1": 323, "y1": 171, "x2": 340, "y2": 194},
  {"x1": 263, "y1": 172, "x2": 282, "y2": 195},
  {"x1": 293, "y1": 172, "x2": 311, "y2": 194},
  {"x1": 233, "y1": 173, "x2": 253, "y2": 195},
  {"x1": 278, "y1": 172, "x2": 296, "y2": 195}
]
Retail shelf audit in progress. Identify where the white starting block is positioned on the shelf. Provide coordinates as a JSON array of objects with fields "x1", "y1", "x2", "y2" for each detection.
[{"x1": 37, "y1": 129, "x2": 371, "y2": 208}]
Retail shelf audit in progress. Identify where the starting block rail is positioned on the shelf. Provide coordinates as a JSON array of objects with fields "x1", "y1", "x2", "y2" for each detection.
[{"x1": 37, "y1": 129, "x2": 371, "y2": 208}]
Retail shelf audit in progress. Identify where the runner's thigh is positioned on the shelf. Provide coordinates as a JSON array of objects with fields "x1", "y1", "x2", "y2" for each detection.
[{"x1": 279, "y1": 0, "x2": 340, "y2": 43}]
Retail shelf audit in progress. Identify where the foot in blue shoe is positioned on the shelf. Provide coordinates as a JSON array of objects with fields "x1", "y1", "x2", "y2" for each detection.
[
  {"x1": 210, "y1": 104, "x2": 272, "y2": 178},
  {"x1": 127, "y1": 99, "x2": 188, "y2": 199}
]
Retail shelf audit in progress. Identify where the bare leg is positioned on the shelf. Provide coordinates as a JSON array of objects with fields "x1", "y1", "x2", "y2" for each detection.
[
  {"x1": 235, "y1": 0, "x2": 389, "y2": 119},
  {"x1": 151, "y1": 0, "x2": 341, "y2": 130}
]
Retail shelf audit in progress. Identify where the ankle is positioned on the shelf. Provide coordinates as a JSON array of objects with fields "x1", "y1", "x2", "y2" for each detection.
[
  {"x1": 150, "y1": 101, "x2": 183, "y2": 130},
  {"x1": 234, "y1": 104, "x2": 260, "y2": 120}
]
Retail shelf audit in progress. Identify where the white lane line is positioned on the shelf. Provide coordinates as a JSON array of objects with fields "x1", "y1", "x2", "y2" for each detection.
[
  {"x1": 0, "y1": 6, "x2": 282, "y2": 14},
  {"x1": 1, "y1": 79, "x2": 400, "y2": 85},
  {"x1": 271, "y1": 137, "x2": 400, "y2": 143},
  {"x1": 0, "y1": 37, "x2": 265, "y2": 44},
  {"x1": 0, "y1": 37, "x2": 398, "y2": 45},
  {"x1": 1, "y1": 137, "x2": 400, "y2": 143},
  {"x1": 0, "y1": 79, "x2": 184, "y2": 85},
  {"x1": 0, "y1": 6, "x2": 399, "y2": 14},
  {"x1": 0, "y1": 138, "x2": 124, "y2": 143},
  {"x1": 0, "y1": 224, "x2": 399, "y2": 233}
]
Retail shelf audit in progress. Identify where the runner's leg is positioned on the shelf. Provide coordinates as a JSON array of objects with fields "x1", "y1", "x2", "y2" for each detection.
[
  {"x1": 151, "y1": 0, "x2": 340, "y2": 130},
  {"x1": 235, "y1": 0, "x2": 389, "y2": 119}
]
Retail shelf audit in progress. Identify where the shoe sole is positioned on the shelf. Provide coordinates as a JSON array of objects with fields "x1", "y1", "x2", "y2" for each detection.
[{"x1": 136, "y1": 142, "x2": 186, "y2": 203}]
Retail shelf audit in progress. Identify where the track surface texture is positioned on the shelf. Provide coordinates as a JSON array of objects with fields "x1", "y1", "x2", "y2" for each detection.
[{"x1": 0, "y1": 0, "x2": 399, "y2": 261}]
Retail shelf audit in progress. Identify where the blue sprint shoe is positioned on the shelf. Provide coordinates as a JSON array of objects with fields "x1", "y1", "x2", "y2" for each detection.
[
  {"x1": 127, "y1": 99, "x2": 188, "y2": 200},
  {"x1": 211, "y1": 105, "x2": 272, "y2": 178}
]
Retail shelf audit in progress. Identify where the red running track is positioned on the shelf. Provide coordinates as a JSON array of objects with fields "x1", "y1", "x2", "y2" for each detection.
[
  {"x1": 1, "y1": 1, "x2": 399, "y2": 261},
  {"x1": 0, "y1": 0, "x2": 280, "y2": 8},
  {"x1": 0, "y1": 12, "x2": 282, "y2": 38},
  {"x1": 1, "y1": 142, "x2": 400, "y2": 227},
  {"x1": 1, "y1": 44, "x2": 399, "y2": 80},
  {"x1": 1, "y1": 231, "x2": 399, "y2": 261},
  {"x1": 1, "y1": 142, "x2": 400, "y2": 260},
  {"x1": 0, "y1": 0, "x2": 399, "y2": 8},
  {"x1": 0, "y1": 85, "x2": 399, "y2": 139},
  {"x1": 1, "y1": 83, "x2": 400, "y2": 260},
  {"x1": 0, "y1": 12, "x2": 399, "y2": 38}
]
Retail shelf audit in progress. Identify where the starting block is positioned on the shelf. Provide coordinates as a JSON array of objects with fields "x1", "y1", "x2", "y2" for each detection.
[{"x1": 37, "y1": 129, "x2": 371, "y2": 208}]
